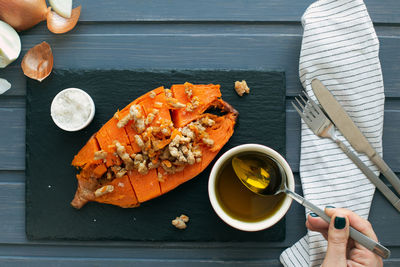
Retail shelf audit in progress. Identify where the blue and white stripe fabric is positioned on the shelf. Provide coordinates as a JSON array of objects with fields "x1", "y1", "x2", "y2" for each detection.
[{"x1": 280, "y1": 0, "x2": 384, "y2": 266}]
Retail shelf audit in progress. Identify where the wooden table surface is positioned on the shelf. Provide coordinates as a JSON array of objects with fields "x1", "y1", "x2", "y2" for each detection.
[{"x1": 1, "y1": 0, "x2": 400, "y2": 266}]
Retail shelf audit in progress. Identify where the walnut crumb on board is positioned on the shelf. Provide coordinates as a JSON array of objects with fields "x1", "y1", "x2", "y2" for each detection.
[
  {"x1": 172, "y1": 214, "x2": 190, "y2": 229},
  {"x1": 234, "y1": 80, "x2": 250, "y2": 96}
]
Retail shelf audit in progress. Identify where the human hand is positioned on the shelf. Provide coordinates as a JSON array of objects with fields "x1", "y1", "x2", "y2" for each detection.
[{"x1": 306, "y1": 207, "x2": 383, "y2": 267}]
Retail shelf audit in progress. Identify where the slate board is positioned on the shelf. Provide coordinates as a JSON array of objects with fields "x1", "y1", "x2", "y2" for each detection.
[{"x1": 26, "y1": 69, "x2": 286, "y2": 241}]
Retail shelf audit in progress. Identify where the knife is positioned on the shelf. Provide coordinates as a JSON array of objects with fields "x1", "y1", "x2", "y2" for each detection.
[{"x1": 311, "y1": 79, "x2": 400, "y2": 196}]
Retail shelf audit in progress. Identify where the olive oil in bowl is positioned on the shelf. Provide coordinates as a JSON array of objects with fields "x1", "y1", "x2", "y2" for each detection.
[{"x1": 215, "y1": 152, "x2": 285, "y2": 223}]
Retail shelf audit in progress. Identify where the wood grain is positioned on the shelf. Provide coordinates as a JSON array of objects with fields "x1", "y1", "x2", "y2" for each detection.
[
  {"x1": 68, "y1": 0, "x2": 400, "y2": 24},
  {"x1": 3, "y1": 29, "x2": 400, "y2": 98}
]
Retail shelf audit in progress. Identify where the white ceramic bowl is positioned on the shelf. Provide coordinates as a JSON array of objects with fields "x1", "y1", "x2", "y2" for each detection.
[
  {"x1": 208, "y1": 144, "x2": 295, "y2": 231},
  {"x1": 50, "y1": 88, "x2": 95, "y2": 132}
]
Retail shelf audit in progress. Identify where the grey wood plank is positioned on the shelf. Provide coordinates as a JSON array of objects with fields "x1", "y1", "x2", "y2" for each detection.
[
  {"x1": 0, "y1": 258, "x2": 284, "y2": 267},
  {"x1": 2, "y1": 32, "x2": 400, "y2": 97},
  {"x1": 21, "y1": 21, "x2": 399, "y2": 36},
  {"x1": 0, "y1": 171, "x2": 24, "y2": 183},
  {"x1": 0, "y1": 257, "x2": 398, "y2": 267},
  {"x1": 62, "y1": 0, "x2": 400, "y2": 24},
  {"x1": 0, "y1": 107, "x2": 25, "y2": 170},
  {"x1": 0, "y1": 244, "x2": 285, "y2": 261}
]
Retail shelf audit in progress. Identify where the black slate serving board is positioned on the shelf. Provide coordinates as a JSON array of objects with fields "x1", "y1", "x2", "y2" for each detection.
[{"x1": 26, "y1": 69, "x2": 286, "y2": 241}]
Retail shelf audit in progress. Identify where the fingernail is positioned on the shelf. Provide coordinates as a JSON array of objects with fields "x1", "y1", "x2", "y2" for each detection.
[
  {"x1": 310, "y1": 212, "x2": 319, "y2": 217},
  {"x1": 334, "y1": 216, "x2": 346, "y2": 229},
  {"x1": 325, "y1": 205, "x2": 336, "y2": 209}
]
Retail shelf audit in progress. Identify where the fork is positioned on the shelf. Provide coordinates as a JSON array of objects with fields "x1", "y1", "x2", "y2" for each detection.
[{"x1": 292, "y1": 91, "x2": 400, "y2": 213}]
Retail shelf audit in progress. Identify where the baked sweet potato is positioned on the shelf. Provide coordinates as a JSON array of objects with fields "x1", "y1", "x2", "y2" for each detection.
[{"x1": 71, "y1": 82, "x2": 238, "y2": 209}]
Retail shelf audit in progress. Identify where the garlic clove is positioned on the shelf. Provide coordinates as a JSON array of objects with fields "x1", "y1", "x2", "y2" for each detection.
[
  {"x1": 0, "y1": 20, "x2": 21, "y2": 68},
  {"x1": 21, "y1": 41, "x2": 54, "y2": 82},
  {"x1": 47, "y1": 5, "x2": 81, "y2": 34},
  {"x1": 0, "y1": 78, "x2": 11, "y2": 94},
  {"x1": 49, "y1": 0, "x2": 72, "y2": 19}
]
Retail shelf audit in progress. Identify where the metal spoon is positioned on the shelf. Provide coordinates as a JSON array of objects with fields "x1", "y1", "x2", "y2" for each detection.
[{"x1": 232, "y1": 157, "x2": 390, "y2": 259}]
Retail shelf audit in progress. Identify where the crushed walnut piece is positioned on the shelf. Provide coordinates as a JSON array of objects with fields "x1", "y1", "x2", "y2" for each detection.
[
  {"x1": 94, "y1": 150, "x2": 107, "y2": 161},
  {"x1": 106, "y1": 113, "x2": 215, "y2": 180},
  {"x1": 154, "y1": 101, "x2": 163, "y2": 108},
  {"x1": 145, "y1": 113, "x2": 156, "y2": 125},
  {"x1": 166, "y1": 97, "x2": 186, "y2": 109},
  {"x1": 186, "y1": 96, "x2": 200, "y2": 112},
  {"x1": 184, "y1": 82, "x2": 193, "y2": 98},
  {"x1": 202, "y1": 137, "x2": 214, "y2": 147},
  {"x1": 149, "y1": 91, "x2": 156, "y2": 98},
  {"x1": 172, "y1": 214, "x2": 190, "y2": 229},
  {"x1": 115, "y1": 167, "x2": 127, "y2": 178},
  {"x1": 130, "y1": 105, "x2": 146, "y2": 133},
  {"x1": 164, "y1": 88, "x2": 173, "y2": 98},
  {"x1": 94, "y1": 185, "x2": 114, "y2": 198},
  {"x1": 117, "y1": 113, "x2": 132, "y2": 128},
  {"x1": 134, "y1": 135, "x2": 145, "y2": 150},
  {"x1": 157, "y1": 172, "x2": 165, "y2": 182},
  {"x1": 114, "y1": 141, "x2": 135, "y2": 170},
  {"x1": 234, "y1": 80, "x2": 250, "y2": 96}
]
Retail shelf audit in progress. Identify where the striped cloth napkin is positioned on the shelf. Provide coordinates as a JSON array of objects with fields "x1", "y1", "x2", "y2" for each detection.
[{"x1": 280, "y1": 0, "x2": 384, "y2": 266}]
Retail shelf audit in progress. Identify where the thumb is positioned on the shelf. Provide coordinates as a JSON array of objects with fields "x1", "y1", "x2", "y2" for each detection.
[{"x1": 322, "y1": 211, "x2": 349, "y2": 267}]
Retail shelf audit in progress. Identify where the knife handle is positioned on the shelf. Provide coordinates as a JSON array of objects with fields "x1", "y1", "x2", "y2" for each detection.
[
  {"x1": 335, "y1": 139, "x2": 400, "y2": 213},
  {"x1": 370, "y1": 153, "x2": 400, "y2": 196}
]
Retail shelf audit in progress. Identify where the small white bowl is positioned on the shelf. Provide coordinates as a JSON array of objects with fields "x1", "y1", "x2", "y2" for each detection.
[
  {"x1": 50, "y1": 88, "x2": 95, "y2": 132},
  {"x1": 208, "y1": 144, "x2": 295, "y2": 232}
]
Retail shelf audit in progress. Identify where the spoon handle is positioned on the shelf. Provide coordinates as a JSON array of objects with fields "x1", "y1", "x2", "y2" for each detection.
[{"x1": 284, "y1": 189, "x2": 390, "y2": 259}]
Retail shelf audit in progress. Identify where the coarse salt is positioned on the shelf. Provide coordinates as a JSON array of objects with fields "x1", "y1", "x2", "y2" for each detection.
[{"x1": 51, "y1": 88, "x2": 94, "y2": 131}]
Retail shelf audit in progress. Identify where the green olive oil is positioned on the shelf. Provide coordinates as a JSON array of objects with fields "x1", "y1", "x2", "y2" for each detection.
[{"x1": 215, "y1": 152, "x2": 285, "y2": 222}]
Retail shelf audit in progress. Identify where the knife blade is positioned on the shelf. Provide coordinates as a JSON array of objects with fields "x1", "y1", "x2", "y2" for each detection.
[{"x1": 311, "y1": 78, "x2": 400, "y2": 195}]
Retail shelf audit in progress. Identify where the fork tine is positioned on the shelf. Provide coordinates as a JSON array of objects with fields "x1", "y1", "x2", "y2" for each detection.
[
  {"x1": 302, "y1": 90, "x2": 310, "y2": 98},
  {"x1": 297, "y1": 95, "x2": 317, "y2": 118},
  {"x1": 303, "y1": 90, "x2": 323, "y2": 115},
  {"x1": 298, "y1": 95, "x2": 307, "y2": 106},
  {"x1": 295, "y1": 97, "x2": 306, "y2": 111},
  {"x1": 291, "y1": 101, "x2": 312, "y2": 125}
]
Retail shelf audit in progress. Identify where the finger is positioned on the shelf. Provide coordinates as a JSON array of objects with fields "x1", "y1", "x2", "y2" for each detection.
[
  {"x1": 348, "y1": 247, "x2": 383, "y2": 267},
  {"x1": 307, "y1": 213, "x2": 329, "y2": 229},
  {"x1": 306, "y1": 214, "x2": 328, "y2": 239},
  {"x1": 346, "y1": 260, "x2": 364, "y2": 267},
  {"x1": 322, "y1": 211, "x2": 349, "y2": 267},
  {"x1": 306, "y1": 220, "x2": 328, "y2": 240},
  {"x1": 348, "y1": 247, "x2": 369, "y2": 262},
  {"x1": 325, "y1": 207, "x2": 378, "y2": 242}
]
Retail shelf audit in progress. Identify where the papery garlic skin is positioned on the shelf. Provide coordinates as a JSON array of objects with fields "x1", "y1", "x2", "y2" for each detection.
[
  {"x1": 0, "y1": 20, "x2": 21, "y2": 68},
  {"x1": 49, "y1": 0, "x2": 72, "y2": 19}
]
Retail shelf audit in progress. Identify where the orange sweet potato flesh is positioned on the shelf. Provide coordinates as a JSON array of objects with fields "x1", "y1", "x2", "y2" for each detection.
[
  {"x1": 171, "y1": 83, "x2": 222, "y2": 128},
  {"x1": 94, "y1": 175, "x2": 139, "y2": 208},
  {"x1": 159, "y1": 110, "x2": 237, "y2": 193},
  {"x1": 71, "y1": 135, "x2": 101, "y2": 167},
  {"x1": 159, "y1": 168, "x2": 184, "y2": 194},
  {"x1": 128, "y1": 169, "x2": 161, "y2": 202},
  {"x1": 96, "y1": 117, "x2": 134, "y2": 167},
  {"x1": 71, "y1": 83, "x2": 238, "y2": 209},
  {"x1": 141, "y1": 90, "x2": 172, "y2": 126}
]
